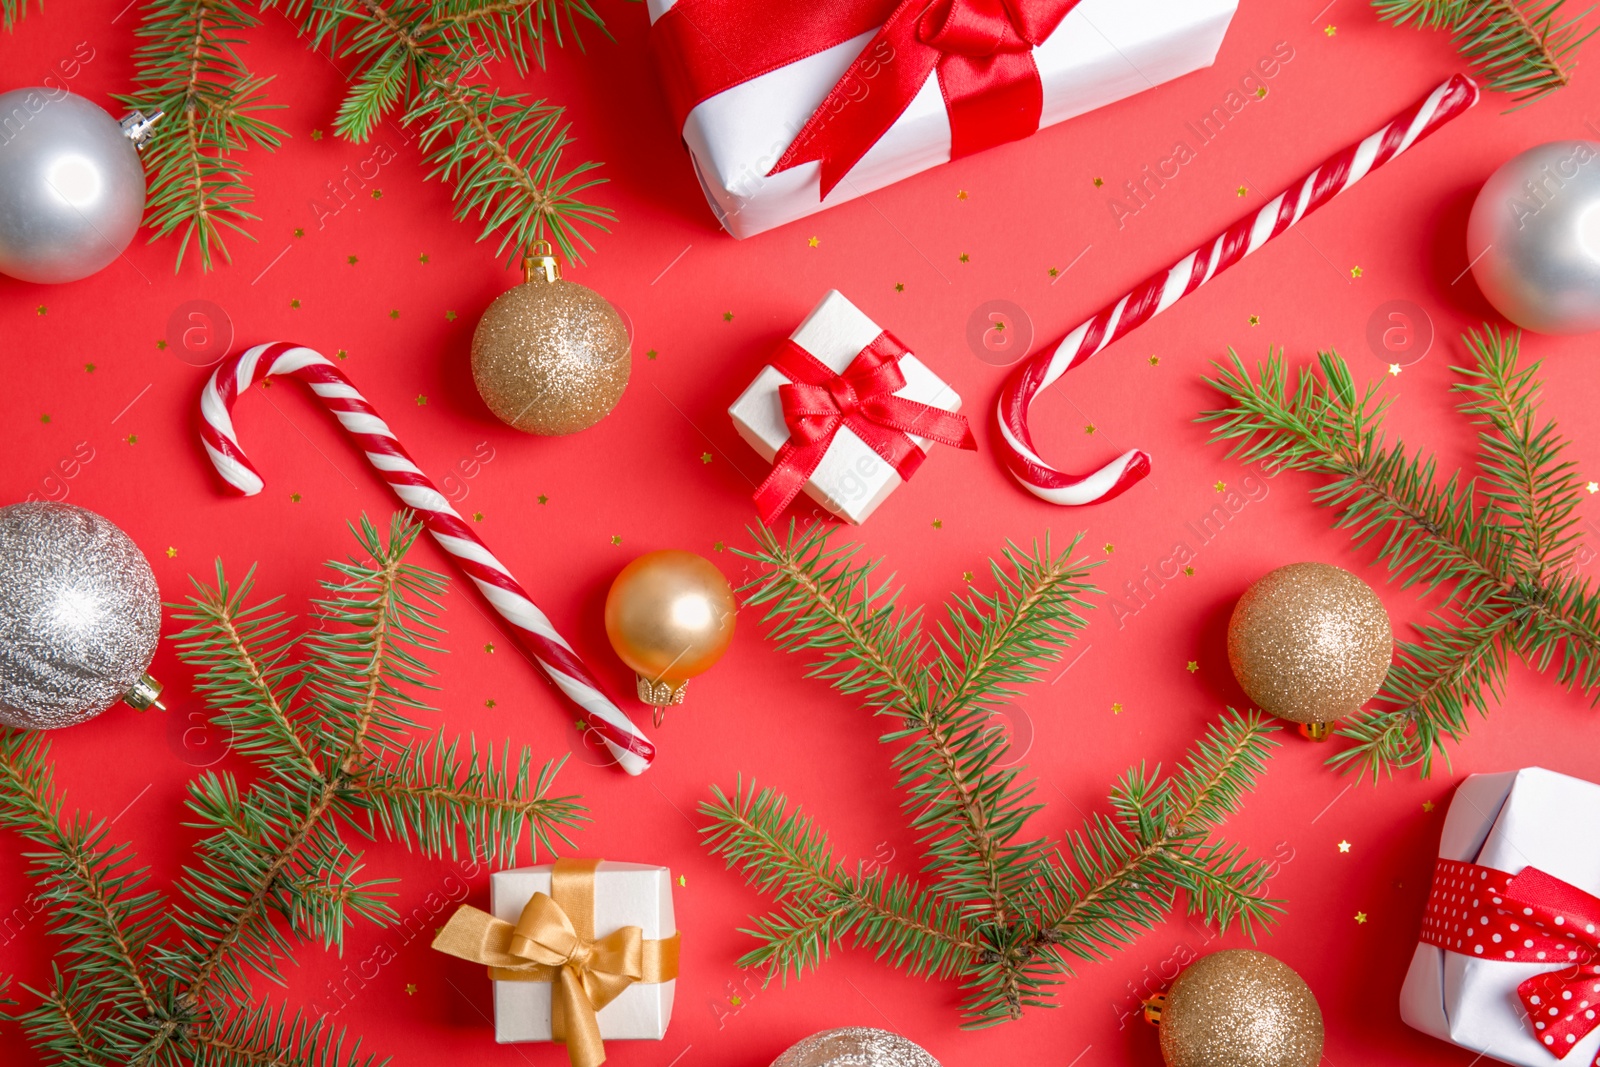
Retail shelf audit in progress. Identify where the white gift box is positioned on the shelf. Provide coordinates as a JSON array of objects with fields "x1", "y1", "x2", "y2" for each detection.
[
  {"x1": 1401, "y1": 767, "x2": 1600, "y2": 1067},
  {"x1": 648, "y1": 0, "x2": 1239, "y2": 238},
  {"x1": 489, "y1": 862, "x2": 677, "y2": 1044},
  {"x1": 728, "y1": 289, "x2": 961, "y2": 525}
]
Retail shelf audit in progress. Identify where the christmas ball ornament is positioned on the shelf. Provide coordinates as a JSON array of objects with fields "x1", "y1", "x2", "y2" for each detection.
[
  {"x1": 604, "y1": 549, "x2": 736, "y2": 717},
  {"x1": 1468, "y1": 140, "x2": 1600, "y2": 334},
  {"x1": 0, "y1": 89, "x2": 159, "y2": 284},
  {"x1": 0, "y1": 502, "x2": 163, "y2": 729},
  {"x1": 1227, "y1": 562, "x2": 1392, "y2": 730},
  {"x1": 471, "y1": 241, "x2": 630, "y2": 435},
  {"x1": 1154, "y1": 950, "x2": 1323, "y2": 1067},
  {"x1": 770, "y1": 1027, "x2": 941, "y2": 1067}
]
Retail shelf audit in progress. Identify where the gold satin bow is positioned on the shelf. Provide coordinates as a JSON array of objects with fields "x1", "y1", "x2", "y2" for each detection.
[{"x1": 431, "y1": 858, "x2": 680, "y2": 1067}]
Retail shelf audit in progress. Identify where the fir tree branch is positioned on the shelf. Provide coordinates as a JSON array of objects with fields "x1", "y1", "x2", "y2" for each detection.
[
  {"x1": 189, "y1": 1003, "x2": 381, "y2": 1067},
  {"x1": 2, "y1": 0, "x2": 39, "y2": 31}
]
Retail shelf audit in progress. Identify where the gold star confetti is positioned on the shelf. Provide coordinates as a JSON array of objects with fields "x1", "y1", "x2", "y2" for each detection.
[
  {"x1": 574, "y1": 718, "x2": 586, "y2": 731},
  {"x1": 1338, "y1": 840, "x2": 1352, "y2": 853},
  {"x1": 931, "y1": 518, "x2": 943, "y2": 529},
  {"x1": 1214, "y1": 480, "x2": 1226, "y2": 492},
  {"x1": 1236, "y1": 185, "x2": 1247, "y2": 197},
  {"x1": 894, "y1": 282, "x2": 905, "y2": 292},
  {"x1": 723, "y1": 311, "x2": 734, "y2": 322},
  {"x1": 166, "y1": 547, "x2": 177, "y2": 558},
  {"x1": 1103, "y1": 542, "x2": 1115, "y2": 554},
  {"x1": 418, "y1": 252, "x2": 430, "y2": 264},
  {"x1": 807, "y1": 236, "x2": 819, "y2": 248},
  {"x1": 1422, "y1": 800, "x2": 1436, "y2": 812},
  {"x1": 156, "y1": 339, "x2": 168, "y2": 350},
  {"x1": 729, "y1": 995, "x2": 742, "y2": 1006},
  {"x1": 1354, "y1": 911, "x2": 1368, "y2": 924},
  {"x1": 1092, "y1": 177, "x2": 1104, "y2": 187},
  {"x1": 1324, "y1": 23, "x2": 1337, "y2": 36},
  {"x1": 289, "y1": 492, "x2": 301, "y2": 502},
  {"x1": 647, "y1": 349, "x2": 658, "y2": 360},
  {"x1": 347, "y1": 254, "x2": 359, "y2": 265},
  {"x1": 485, "y1": 643, "x2": 495, "y2": 653},
  {"x1": 700, "y1": 452, "x2": 712, "y2": 464},
  {"x1": 962, "y1": 571, "x2": 974, "y2": 583},
  {"x1": 1111, "y1": 702, "x2": 1124, "y2": 715},
  {"x1": 294, "y1": 227, "x2": 305, "y2": 238},
  {"x1": 956, "y1": 189, "x2": 968, "y2": 200},
  {"x1": 713, "y1": 541, "x2": 726, "y2": 552},
  {"x1": 445, "y1": 310, "x2": 456, "y2": 321},
  {"x1": 1183, "y1": 565, "x2": 1195, "y2": 576},
  {"x1": 485, "y1": 698, "x2": 496, "y2": 709},
  {"x1": 1148, "y1": 354, "x2": 1160, "y2": 366},
  {"x1": 1248, "y1": 314, "x2": 1259, "y2": 326},
  {"x1": 35, "y1": 305, "x2": 46, "y2": 315},
  {"x1": 610, "y1": 534, "x2": 622, "y2": 545},
  {"x1": 1389, "y1": 363, "x2": 1403, "y2": 376},
  {"x1": 126, "y1": 434, "x2": 138, "y2": 445},
  {"x1": 1588, "y1": 482, "x2": 1599, "y2": 493},
  {"x1": 370, "y1": 188, "x2": 383, "y2": 199},
  {"x1": 388, "y1": 309, "x2": 400, "y2": 319},
  {"x1": 336, "y1": 348, "x2": 349, "y2": 359},
  {"x1": 415, "y1": 394, "x2": 427, "y2": 405},
  {"x1": 1255, "y1": 86, "x2": 1267, "y2": 99},
  {"x1": 678, "y1": 874, "x2": 687, "y2": 887},
  {"x1": 311, "y1": 129, "x2": 323, "y2": 140},
  {"x1": 290, "y1": 298, "x2": 301, "y2": 309},
  {"x1": 405, "y1": 984, "x2": 417, "y2": 995},
  {"x1": 1186, "y1": 661, "x2": 1199, "y2": 673},
  {"x1": 1084, "y1": 424, "x2": 1096, "y2": 435},
  {"x1": 1350, "y1": 266, "x2": 1364, "y2": 278},
  {"x1": 959, "y1": 252, "x2": 970, "y2": 263},
  {"x1": 472, "y1": 512, "x2": 483, "y2": 522},
  {"x1": 1047, "y1": 267, "x2": 1059, "y2": 277},
  {"x1": 537, "y1": 494, "x2": 548, "y2": 504},
  {"x1": 85, "y1": 363, "x2": 95, "y2": 373}
]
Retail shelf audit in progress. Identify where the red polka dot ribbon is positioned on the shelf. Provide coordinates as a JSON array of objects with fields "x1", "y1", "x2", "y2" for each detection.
[{"x1": 1423, "y1": 859, "x2": 1600, "y2": 1061}]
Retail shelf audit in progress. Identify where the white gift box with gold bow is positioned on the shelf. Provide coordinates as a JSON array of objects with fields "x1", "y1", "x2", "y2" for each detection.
[{"x1": 485, "y1": 861, "x2": 677, "y2": 1045}]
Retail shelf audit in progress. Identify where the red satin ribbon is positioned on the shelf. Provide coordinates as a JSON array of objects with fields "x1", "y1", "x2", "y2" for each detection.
[
  {"x1": 752, "y1": 332, "x2": 976, "y2": 524},
  {"x1": 1422, "y1": 859, "x2": 1600, "y2": 1062},
  {"x1": 652, "y1": 0, "x2": 1080, "y2": 198}
]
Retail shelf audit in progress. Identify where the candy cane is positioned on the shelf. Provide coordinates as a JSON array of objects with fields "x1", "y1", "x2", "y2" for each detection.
[
  {"x1": 198, "y1": 341, "x2": 656, "y2": 776},
  {"x1": 997, "y1": 74, "x2": 1480, "y2": 505}
]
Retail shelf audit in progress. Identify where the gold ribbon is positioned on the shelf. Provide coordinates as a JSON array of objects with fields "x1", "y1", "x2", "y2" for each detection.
[{"x1": 431, "y1": 858, "x2": 680, "y2": 1067}]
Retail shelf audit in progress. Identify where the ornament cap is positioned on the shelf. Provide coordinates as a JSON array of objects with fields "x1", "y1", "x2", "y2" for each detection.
[
  {"x1": 123, "y1": 673, "x2": 164, "y2": 711},
  {"x1": 120, "y1": 108, "x2": 164, "y2": 148},
  {"x1": 521, "y1": 240, "x2": 562, "y2": 285},
  {"x1": 635, "y1": 673, "x2": 687, "y2": 712},
  {"x1": 1142, "y1": 992, "x2": 1166, "y2": 1026},
  {"x1": 1298, "y1": 721, "x2": 1333, "y2": 742}
]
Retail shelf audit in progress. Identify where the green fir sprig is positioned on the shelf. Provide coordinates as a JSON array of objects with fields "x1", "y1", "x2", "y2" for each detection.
[
  {"x1": 702, "y1": 523, "x2": 1281, "y2": 1027},
  {"x1": 1372, "y1": 0, "x2": 1596, "y2": 106},
  {"x1": 0, "y1": 513, "x2": 584, "y2": 1067},
  {"x1": 1202, "y1": 327, "x2": 1600, "y2": 780}
]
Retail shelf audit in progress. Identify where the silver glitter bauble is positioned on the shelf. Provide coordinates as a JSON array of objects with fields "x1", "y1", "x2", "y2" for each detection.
[
  {"x1": 0, "y1": 503, "x2": 162, "y2": 730},
  {"x1": 1469, "y1": 140, "x2": 1600, "y2": 334},
  {"x1": 771, "y1": 1027, "x2": 941, "y2": 1067},
  {"x1": 0, "y1": 89, "x2": 154, "y2": 284},
  {"x1": 471, "y1": 242, "x2": 630, "y2": 436},
  {"x1": 1158, "y1": 950, "x2": 1323, "y2": 1067}
]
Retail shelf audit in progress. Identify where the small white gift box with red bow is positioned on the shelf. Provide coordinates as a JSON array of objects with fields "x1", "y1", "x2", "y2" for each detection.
[
  {"x1": 648, "y1": 0, "x2": 1241, "y2": 238},
  {"x1": 728, "y1": 290, "x2": 975, "y2": 525},
  {"x1": 1402, "y1": 767, "x2": 1600, "y2": 1067}
]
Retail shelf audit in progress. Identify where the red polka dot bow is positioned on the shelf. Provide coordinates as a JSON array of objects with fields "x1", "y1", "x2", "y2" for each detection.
[{"x1": 1423, "y1": 859, "x2": 1600, "y2": 1062}]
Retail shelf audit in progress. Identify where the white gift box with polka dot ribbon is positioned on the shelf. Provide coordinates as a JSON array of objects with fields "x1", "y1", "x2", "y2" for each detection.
[{"x1": 1401, "y1": 767, "x2": 1600, "y2": 1067}]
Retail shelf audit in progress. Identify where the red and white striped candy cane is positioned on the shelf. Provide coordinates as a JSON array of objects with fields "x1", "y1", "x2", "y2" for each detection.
[
  {"x1": 997, "y1": 74, "x2": 1480, "y2": 505},
  {"x1": 198, "y1": 341, "x2": 656, "y2": 776}
]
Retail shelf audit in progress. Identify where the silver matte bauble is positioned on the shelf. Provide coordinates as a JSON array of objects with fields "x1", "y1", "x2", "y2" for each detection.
[
  {"x1": 1469, "y1": 140, "x2": 1600, "y2": 334},
  {"x1": 771, "y1": 1028, "x2": 941, "y2": 1067},
  {"x1": 0, "y1": 502, "x2": 163, "y2": 730},
  {"x1": 0, "y1": 88, "x2": 153, "y2": 284}
]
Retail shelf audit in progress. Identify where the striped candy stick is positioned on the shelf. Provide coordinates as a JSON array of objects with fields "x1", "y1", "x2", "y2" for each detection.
[
  {"x1": 997, "y1": 74, "x2": 1480, "y2": 505},
  {"x1": 199, "y1": 341, "x2": 656, "y2": 776}
]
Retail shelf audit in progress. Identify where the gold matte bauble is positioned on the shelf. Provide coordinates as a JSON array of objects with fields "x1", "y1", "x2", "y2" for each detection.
[
  {"x1": 605, "y1": 550, "x2": 736, "y2": 714},
  {"x1": 470, "y1": 243, "x2": 630, "y2": 436},
  {"x1": 1159, "y1": 950, "x2": 1323, "y2": 1067},
  {"x1": 1227, "y1": 562, "x2": 1392, "y2": 726}
]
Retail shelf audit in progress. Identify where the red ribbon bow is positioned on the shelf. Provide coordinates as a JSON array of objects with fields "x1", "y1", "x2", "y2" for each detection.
[
  {"x1": 1423, "y1": 859, "x2": 1600, "y2": 1061},
  {"x1": 770, "y1": 0, "x2": 1082, "y2": 196},
  {"x1": 752, "y1": 331, "x2": 976, "y2": 524}
]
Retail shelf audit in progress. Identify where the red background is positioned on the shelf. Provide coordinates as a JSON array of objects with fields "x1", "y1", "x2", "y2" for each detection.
[{"x1": 4, "y1": 2, "x2": 1600, "y2": 1065}]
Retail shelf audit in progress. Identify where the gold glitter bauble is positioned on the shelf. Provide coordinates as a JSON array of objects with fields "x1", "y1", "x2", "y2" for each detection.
[
  {"x1": 770, "y1": 1027, "x2": 941, "y2": 1067},
  {"x1": 605, "y1": 550, "x2": 737, "y2": 712},
  {"x1": 1159, "y1": 950, "x2": 1323, "y2": 1067},
  {"x1": 1227, "y1": 562, "x2": 1392, "y2": 725},
  {"x1": 470, "y1": 245, "x2": 630, "y2": 435}
]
